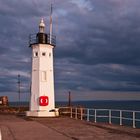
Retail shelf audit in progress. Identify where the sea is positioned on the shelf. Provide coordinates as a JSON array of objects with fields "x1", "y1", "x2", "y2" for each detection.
[
  {"x1": 9, "y1": 100, "x2": 140, "y2": 110},
  {"x1": 9, "y1": 100, "x2": 140, "y2": 128},
  {"x1": 56, "y1": 100, "x2": 140, "y2": 111}
]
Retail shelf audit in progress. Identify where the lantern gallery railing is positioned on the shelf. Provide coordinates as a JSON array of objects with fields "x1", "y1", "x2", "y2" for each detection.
[
  {"x1": 59, "y1": 107, "x2": 140, "y2": 128},
  {"x1": 29, "y1": 33, "x2": 56, "y2": 47}
]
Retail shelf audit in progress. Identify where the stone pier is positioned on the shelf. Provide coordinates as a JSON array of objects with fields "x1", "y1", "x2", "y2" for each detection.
[{"x1": 0, "y1": 114, "x2": 140, "y2": 140}]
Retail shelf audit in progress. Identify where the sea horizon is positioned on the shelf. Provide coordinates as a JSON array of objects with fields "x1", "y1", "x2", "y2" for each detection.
[{"x1": 9, "y1": 100, "x2": 140, "y2": 111}]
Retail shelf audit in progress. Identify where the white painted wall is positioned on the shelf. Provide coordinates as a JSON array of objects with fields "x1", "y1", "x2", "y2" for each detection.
[{"x1": 30, "y1": 44, "x2": 55, "y2": 112}]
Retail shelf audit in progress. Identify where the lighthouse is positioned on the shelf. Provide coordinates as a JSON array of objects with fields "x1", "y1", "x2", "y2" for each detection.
[{"x1": 26, "y1": 19, "x2": 58, "y2": 117}]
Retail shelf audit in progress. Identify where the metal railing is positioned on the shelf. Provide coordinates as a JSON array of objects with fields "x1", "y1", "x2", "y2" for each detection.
[
  {"x1": 59, "y1": 107, "x2": 140, "y2": 128},
  {"x1": 29, "y1": 33, "x2": 56, "y2": 47}
]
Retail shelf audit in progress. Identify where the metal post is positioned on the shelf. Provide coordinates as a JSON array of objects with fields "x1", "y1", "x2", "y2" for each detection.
[
  {"x1": 75, "y1": 108, "x2": 77, "y2": 119},
  {"x1": 81, "y1": 108, "x2": 83, "y2": 120},
  {"x1": 17, "y1": 74, "x2": 21, "y2": 107},
  {"x1": 0, "y1": 129, "x2": 2, "y2": 140},
  {"x1": 87, "y1": 109, "x2": 89, "y2": 121},
  {"x1": 120, "y1": 110, "x2": 122, "y2": 126},
  {"x1": 70, "y1": 107, "x2": 73, "y2": 118},
  {"x1": 133, "y1": 111, "x2": 136, "y2": 128},
  {"x1": 68, "y1": 91, "x2": 71, "y2": 107},
  {"x1": 109, "y1": 110, "x2": 112, "y2": 124},
  {"x1": 49, "y1": 3, "x2": 53, "y2": 44},
  {"x1": 95, "y1": 109, "x2": 97, "y2": 123}
]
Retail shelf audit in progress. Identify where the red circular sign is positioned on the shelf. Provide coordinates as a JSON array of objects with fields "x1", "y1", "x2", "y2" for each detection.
[{"x1": 39, "y1": 96, "x2": 49, "y2": 106}]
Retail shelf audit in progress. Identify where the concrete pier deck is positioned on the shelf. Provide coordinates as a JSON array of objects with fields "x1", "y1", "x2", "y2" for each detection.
[{"x1": 0, "y1": 114, "x2": 140, "y2": 140}]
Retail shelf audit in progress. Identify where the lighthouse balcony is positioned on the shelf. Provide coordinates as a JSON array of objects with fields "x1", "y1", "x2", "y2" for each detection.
[{"x1": 29, "y1": 33, "x2": 56, "y2": 47}]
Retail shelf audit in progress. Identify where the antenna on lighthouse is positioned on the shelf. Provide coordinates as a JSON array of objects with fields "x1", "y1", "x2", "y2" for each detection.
[{"x1": 50, "y1": 3, "x2": 53, "y2": 44}]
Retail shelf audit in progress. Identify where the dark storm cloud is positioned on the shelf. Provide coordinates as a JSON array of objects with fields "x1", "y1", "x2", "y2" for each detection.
[
  {"x1": 55, "y1": 61, "x2": 140, "y2": 92},
  {"x1": 0, "y1": 0, "x2": 140, "y2": 101},
  {"x1": 0, "y1": 0, "x2": 34, "y2": 98},
  {"x1": 56, "y1": 1, "x2": 140, "y2": 66},
  {"x1": 54, "y1": 0, "x2": 140, "y2": 94}
]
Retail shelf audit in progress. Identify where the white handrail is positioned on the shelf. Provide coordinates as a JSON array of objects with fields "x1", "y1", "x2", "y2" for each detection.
[{"x1": 59, "y1": 107, "x2": 140, "y2": 128}]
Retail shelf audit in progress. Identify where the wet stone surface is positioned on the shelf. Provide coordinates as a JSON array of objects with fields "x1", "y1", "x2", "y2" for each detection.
[{"x1": 0, "y1": 114, "x2": 140, "y2": 140}]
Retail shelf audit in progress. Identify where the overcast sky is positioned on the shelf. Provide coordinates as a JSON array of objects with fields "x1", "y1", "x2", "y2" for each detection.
[{"x1": 0, "y1": 0, "x2": 140, "y2": 101}]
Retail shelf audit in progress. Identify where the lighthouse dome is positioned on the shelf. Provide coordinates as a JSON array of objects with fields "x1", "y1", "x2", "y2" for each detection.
[
  {"x1": 39, "y1": 18, "x2": 45, "y2": 33},
  {"x1": 39, "y1": 18, "x2": 45, "y2": 27}
]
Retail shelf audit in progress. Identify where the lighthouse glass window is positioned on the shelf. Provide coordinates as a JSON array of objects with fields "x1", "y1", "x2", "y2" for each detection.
[
  {"x1": 34, "y1": 52, "x2": 38, "y2": 57},
  {"x1": 42, "y1": 52, "x2": 46, "y2": 56},
  {"x1": 42, "y1": 71, "x2": 47, "y2": 81},
  {"x1": 49, "y1": 53, "x2": 51, "y2": 57}
]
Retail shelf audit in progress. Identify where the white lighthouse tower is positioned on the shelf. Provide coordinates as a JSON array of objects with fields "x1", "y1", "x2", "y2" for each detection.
[{"x1": 26, "y1": 19, "x2": 58, "y2": 117}]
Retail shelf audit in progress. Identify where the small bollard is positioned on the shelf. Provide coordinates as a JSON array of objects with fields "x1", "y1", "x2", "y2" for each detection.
[{"x1": 80, "y1": 108, "x2": 83, "y2": 120}]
